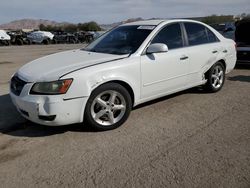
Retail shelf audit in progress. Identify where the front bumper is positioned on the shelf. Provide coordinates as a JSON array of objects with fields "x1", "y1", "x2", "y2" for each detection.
[{"x1": 10, "y1": 83, "x2": 88, "y2": 126}]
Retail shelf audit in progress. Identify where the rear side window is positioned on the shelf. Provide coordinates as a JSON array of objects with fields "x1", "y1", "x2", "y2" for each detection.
[
  {"x1": 206, "y1": 28, "x2": 219, "y2": 43},
  {"x1": 184, "y1": 23, "x2": 208, "y2": 45},
  {"x1": 184, "y1": 22, "x2": 219, "y2": 46},
  {"x1": 151, "y1": 23, "x2": 183, "y2": 50}
]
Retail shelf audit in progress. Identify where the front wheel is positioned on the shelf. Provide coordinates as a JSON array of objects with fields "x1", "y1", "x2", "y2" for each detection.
[
  {"x1": 204, "y1": 62, "x2": 225, "y2": 92},
  {"x1": 84, "y1": 83, "x2": 132, "y2": 131}
]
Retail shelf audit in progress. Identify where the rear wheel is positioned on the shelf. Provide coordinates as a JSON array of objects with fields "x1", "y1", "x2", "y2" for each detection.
[
  {"x1": 52, "y1": 39, "x2": 57, "y2": 44},
  {"x1": 26, "y1": 39, "x2": 31, "y2": 45},
  {"x1": 84, "y1": 83, "x2": 132, "y2": 131},
  {"x1": 5, "y1": 40, "x2": 10, "y2": 46},
  {"x1": 43, "y1": 39, "x2": 50, "y2": 45},
  {"x1": 16, "y1": 39, "x2": 23, "y2": 45},
  {"x1": 204, "y1": 62, "x2": 225, "y2": 92}
]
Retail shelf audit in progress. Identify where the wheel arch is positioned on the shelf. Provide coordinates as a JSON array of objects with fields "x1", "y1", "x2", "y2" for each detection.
[
  {"x1": 91, "y1": 80, "x2": 135, "y2": 106},
  {"x1": 205, "y1": 59, "x2": 226, "y2": 78},
  {"x1": 218, "y1": 59, "x2": 226, "y2": 70}
]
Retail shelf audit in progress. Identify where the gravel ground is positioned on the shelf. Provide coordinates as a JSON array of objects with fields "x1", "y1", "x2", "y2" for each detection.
[{"x1": 0, "y1": 44, "x2": 249, "y2": 188}]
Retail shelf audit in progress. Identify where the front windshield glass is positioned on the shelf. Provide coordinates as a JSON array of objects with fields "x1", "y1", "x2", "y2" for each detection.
[{"x1": 84, "y1": 25, "x2": 155, "y2": 55}]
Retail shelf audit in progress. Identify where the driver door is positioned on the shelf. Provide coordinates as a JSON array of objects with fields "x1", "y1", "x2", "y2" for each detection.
[{"x1": 141, "y1": 23, "x2": 189, "y2": 99}]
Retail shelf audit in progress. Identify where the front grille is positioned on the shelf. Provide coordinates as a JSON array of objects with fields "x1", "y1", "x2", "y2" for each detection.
[{"x1": 10, "y1": 76, "x2": 27, "y2": 96}]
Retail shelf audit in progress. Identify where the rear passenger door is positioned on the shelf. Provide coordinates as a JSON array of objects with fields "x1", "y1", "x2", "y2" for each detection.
[{"x1": 183, "y1": 22, "x2": 221, "y2": 84}]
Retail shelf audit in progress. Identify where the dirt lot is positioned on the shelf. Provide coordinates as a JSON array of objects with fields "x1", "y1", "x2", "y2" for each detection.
[{"x1": 0, "y1": 44, "x2": 250, "y2": 188}]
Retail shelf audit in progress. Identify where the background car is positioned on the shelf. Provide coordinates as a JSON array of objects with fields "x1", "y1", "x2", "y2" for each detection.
[
  {"x1": 7, "y1": 30, "x2": 31, "y2": 45},
  {"x1": 52, "y1": 31, "x2": 79, "y2": 44},
  {"x1": 210, "y1": 22, "x2": 235, "y2": 40},
  {"x1": 0, "y1": 29, "x2": 11, "y2": 46},
  {"x1": 74, "y1": 31, "x2": 94, "y2": 43},
  {"x1": 27, "y1": 31, "x2": 54, "y2": 45},
  {"x1": 235, "y1": 18, "x2": 250, "y2": 63}
]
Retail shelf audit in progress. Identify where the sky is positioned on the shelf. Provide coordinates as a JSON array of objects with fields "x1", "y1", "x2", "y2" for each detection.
[{"x1": 0, "y1": 0, "x2": 250, "y2": 24}]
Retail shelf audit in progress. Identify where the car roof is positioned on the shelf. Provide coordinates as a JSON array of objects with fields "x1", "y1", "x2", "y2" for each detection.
[
  {"x1": 123, "y1": 19, "x2": 204, "y2": 26},
  {"x1": 123, "y1": 19, "x2": 167, "y2": 26}
]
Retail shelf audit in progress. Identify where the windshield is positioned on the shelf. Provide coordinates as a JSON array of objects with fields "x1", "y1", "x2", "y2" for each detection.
[{"x1": 84, "y1": 25, "x2": 155, "y2": 55}]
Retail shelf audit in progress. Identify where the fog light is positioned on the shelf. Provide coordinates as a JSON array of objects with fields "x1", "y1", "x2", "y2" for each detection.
[{"x1": 38, "y1": 115, "x2": 56, "y2": 121}]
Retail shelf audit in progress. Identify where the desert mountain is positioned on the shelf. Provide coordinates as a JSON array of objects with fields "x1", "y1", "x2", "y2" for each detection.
[
  {"x1": 0, "y1": 19, "x2": 69, "y2": 30},
  {"x1": 0, "y1": 18, "x2": 145, "y2": 30}
]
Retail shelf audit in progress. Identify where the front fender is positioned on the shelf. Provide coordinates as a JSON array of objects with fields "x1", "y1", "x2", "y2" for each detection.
[{"x1": 61, "y1": 57, "x2": 141, "y2": 105}]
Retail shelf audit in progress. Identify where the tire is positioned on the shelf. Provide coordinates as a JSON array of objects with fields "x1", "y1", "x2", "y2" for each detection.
[
  {"x1": 16, "y1": 39, "x2": 23, "y2": 45},
  {"x1": 26, "y1": 39, "x2": 31, "y2": 45},
  {"x1": 84, "y1": 83, "x2": 132, "y2": 131},
  {"x1": 43, "y1": 39, "x2": 50, "y2": 45},
  {"x1": 52, "y1": 39, "x2": 57, "y2": 44},
  {"x1": 5, "y1": 40, "x2": 10, "y2": 46},
  {"x1": 204, "y1": 62, "x2": 225, "y2": 93},
  {"x1": 70, "y1": 39, "x2": 76, "y2": 44}
]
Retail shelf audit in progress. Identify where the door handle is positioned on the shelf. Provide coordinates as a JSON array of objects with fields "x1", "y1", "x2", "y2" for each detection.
[
  {"x1": 212, "y1": 50, "x2": 218, "y2": 54},
  {"x1": 180, "y1": 55, "x2": 189, "y2": 60}
]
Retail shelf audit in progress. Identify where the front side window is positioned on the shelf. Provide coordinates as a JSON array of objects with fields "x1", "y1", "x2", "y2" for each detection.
[
  {"x1": 84, "y1": 25, "x2": 154, "y2": 55},
  {"x1": 151, "y1": 23, "x2": 183, "y2": 50}
]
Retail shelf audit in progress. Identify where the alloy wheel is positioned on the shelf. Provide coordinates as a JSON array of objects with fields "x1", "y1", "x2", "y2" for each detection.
[
  {"x1": 90, "y1": 90, "x2": 126, "y2": 126},
  {"x1": 211, "y1": 65, "x2": 224, "y2": 89}
]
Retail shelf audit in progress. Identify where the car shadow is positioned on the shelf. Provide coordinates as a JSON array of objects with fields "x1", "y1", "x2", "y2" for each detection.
[
  {"x1": 0, "y1": 86, "x2": 214, "y2": 138},
  {"x1": 227, "y1": 75, "x2": 250, "y2": 83},
  {"x1": 235, "y1": 63, "x2": 250, "y2": 70},
  {"x1": 0, "y1": 94, "x2": 96, "y2": 138},
  {"x1": 133, "y1": 86, "x2": 207, "y2": 110}
]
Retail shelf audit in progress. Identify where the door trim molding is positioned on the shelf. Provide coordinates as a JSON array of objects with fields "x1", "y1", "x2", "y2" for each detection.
[{"x1": 143, "y1": 71, "x2": 198, "y2": 87}]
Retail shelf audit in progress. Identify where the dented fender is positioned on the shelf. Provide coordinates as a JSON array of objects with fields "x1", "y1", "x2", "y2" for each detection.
[{"x1": 61, "y1": 57, "x2": 141, "y2": 106}]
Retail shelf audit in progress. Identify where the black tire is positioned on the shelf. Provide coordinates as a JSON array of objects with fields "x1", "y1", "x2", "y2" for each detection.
[
  {"x1": 16, "y1": 39, "x2": 23, "y2": 45},
  {"x1": 5, "y1": 40, "x2": 10, "y2": 46},
  {"x1": 204, "y1": 62, "x2": 225, "y2": 93},
  {"x1": 26, "y1": 39, "x2": 31, "y2": 45},
  {"x1": 84, "y1": 83, "x2": 132, "y2": 131},
  {"x1": 52, "y1": 39, "x2": 57, "y2": 44},
  {"x1": 43, "y1": 39, "x2": 50, "y2": 45},
  {"x1": 70, "y1": 39, "x2": 76, "y2": 44}
]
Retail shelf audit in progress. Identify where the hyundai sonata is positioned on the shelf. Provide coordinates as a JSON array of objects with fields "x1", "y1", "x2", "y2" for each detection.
[{"x1": 10, "y1": 19, "x2": 236, "y2": 130}]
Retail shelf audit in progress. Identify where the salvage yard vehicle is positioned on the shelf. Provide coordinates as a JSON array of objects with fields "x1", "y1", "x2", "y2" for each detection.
[
  {"x1": 75, "y1": 31, "x2": 94, "y2": 43},
  {"x1": 0, "y1": 30, "x2": 11, "y2": 46},
  {"x1": 211, "y1": 22, "x2": 235, "y2": 40},
  {"x1": 7, "y1": 30, "x2": 31, "y2": 45},
  {"x1": 235, "y1": 18, "x2": 250, "y2": 63},
  {"x1": 52, "y1": 31, "x2": 78, "y2": 44},
  {"x1": 10, "y1": 19, "x2": 236, "y2": 131},
  {"x1": 27, "y1": 31, "x2": 54, "y2": 45}
]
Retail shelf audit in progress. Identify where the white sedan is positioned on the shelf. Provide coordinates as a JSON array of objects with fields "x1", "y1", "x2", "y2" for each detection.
[{"x1": 10, "y1": 19, "x2": 236, "y2": 130}]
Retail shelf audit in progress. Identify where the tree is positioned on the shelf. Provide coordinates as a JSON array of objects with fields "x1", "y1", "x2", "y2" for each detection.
[
  {"x1": 39, "y1": 24, "x2": 46, "y2": 30},
  {"x1": 201, "y1": 15, "x2": 234, "y2": 24}
]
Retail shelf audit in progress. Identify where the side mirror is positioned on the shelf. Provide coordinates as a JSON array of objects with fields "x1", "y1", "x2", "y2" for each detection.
[{"x1": 146, "y1": 43, "x2": 168, "y2": 54}]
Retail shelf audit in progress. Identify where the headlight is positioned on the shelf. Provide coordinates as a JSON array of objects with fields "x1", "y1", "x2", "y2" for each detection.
[{"x1": 30, "y1": 79, "x2": 73, "y2": 95}]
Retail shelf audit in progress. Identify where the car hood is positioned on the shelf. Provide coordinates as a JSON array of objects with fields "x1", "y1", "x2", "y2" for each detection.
[{"x1": 17, "y1": 49, "x2": 128, "y2": 82}]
